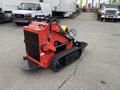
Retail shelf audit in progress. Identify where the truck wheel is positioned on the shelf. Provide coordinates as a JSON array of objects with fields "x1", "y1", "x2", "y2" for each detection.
[
  {"x1": 114, "y1": 19, "x2": 117, "y2": 22},
  {"x1": 104, "y1": 19, "x2": 107, "y2": 22}
]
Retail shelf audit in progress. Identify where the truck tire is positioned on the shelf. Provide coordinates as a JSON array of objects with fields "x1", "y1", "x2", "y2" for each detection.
[{"x1": 114, "y1": 19, "x2": 117, "y2": 22}]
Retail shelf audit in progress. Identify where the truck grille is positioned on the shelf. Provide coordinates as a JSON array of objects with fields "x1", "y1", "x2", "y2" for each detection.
[
  {"x1": 24, "y1": 30, "x2": 40, "y2": 62},
  {"x1": 106, "y1": 10, "x2": 116, "y2": 15},
  {"x1": 15, "y1": 14, "x2": 24, "y2": 18}
]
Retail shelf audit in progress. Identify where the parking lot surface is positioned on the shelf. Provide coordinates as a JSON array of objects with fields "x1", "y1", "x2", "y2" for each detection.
[{"x1": 0, "y1": 13, "x2": 120, "y2": 90}]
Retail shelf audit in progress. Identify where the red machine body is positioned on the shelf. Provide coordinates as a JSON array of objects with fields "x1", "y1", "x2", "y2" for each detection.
[
  {"x1": 23, "y1": 21, "x2": 73, "y2": 68},
  {"x1": 22, "y1": 16, "x2": 87, "y2": 72}
]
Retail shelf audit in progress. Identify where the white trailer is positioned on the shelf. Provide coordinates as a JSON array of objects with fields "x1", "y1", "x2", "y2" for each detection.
[
  {"x1": 0, "y1": 0, "x2": 39, "y2": 22},
  {"x1": 40, "y1": 0, "x2": 79, "y2": 17}
]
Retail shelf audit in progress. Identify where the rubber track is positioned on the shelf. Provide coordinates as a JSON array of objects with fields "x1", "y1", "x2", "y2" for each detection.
[{"x1": 51, "y1": 46, "x2": 82, "y2": 72}]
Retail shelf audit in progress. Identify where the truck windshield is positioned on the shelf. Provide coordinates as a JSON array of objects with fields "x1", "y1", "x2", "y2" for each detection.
[
  {"x1": 103, "y1": 4, "x2": 118, "y2": 9},
  {"x1": 18, "y1": 3, "x2": 36, "y2": 11}
]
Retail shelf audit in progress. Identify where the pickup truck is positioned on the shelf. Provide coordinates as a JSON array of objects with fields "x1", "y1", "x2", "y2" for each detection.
[{"x1": 97, "y1": 3, "x2": 120, "y2": 22}]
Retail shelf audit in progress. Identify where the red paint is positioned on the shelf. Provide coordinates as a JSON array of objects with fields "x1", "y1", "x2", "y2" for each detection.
[{"x1": 23, "y1": 20, "x2": 73, "y2": 68}]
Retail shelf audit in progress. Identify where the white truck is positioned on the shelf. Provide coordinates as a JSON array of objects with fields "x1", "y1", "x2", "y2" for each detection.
[
  {"x1": 12, "y1": 2, "x2": 52, "y2": 25},
  {"x1": 40, "y1": 0, "x2": 79, "y2": 17},
  {"x1": 97, "y1": 3, "x2": 120, "y2": 22}
]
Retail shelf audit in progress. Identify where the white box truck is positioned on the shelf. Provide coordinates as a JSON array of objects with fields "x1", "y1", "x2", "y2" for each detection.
[
  {"x1": 40, "y1": 0, "x2": 79, "y2": 17},
  {"x1": 12, "y1": 2, "x2": 52, "y2": 25}
]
